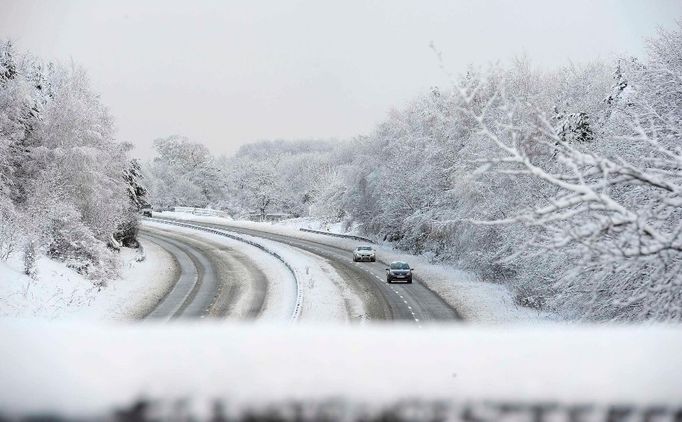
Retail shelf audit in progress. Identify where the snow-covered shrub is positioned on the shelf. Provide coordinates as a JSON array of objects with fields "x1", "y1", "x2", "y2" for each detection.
[
  {"x1": 41, "y1": 206, "x2": 119, "y2": 283},
  {"x1": 114, "y1": 211, "x2": 140, "y2": 248},
  {"x1": 0, "y1": 201, "x2": 20, "y2": 260},
  {"x1": 0, "y1": 139, "x2": 12, "y2": 197},
  {"x1": 23, "y1": 240, "x2": 36, "y2": 279}
]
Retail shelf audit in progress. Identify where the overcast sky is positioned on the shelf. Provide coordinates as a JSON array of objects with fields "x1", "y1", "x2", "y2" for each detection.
[{"x1": 1, "y1": 1, "x2": 681, "y2": 158}]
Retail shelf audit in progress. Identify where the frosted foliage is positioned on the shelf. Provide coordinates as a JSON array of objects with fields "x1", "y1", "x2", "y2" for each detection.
[
  {"x1": 451, "y1": 23, "x2": 682, "y2": 321},
  {"x1": 0, "y1": 41, "x2": 137, "y2": 283},
  {"x1": 145, "y1": 135, "x2": 222, "y2": 209}
]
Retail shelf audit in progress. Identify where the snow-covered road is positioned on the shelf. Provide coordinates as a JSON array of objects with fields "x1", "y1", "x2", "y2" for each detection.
[
  {"x1": 141, "y1": 230, "x2": 219, "y2": 319},
  {"x1": 141, "y1": 223, "x2": 299, "y2": 321},
  {"x1": 146, "y1": 218, "x2": 460, "y2": 324},
  {"x1": 142, "y1": 220, "x2": 368, "y2": 322}
]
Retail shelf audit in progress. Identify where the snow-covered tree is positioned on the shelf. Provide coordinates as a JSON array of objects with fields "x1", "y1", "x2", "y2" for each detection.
[
  {"x1": 115, "y1": 156, "x2": 148, "y2": 247},
  {"x1": 123, "y1": 158, "x2": 148, "y2": 211},
  {"x1": 145, "y1": 135, "x2": 223, "y2": 208},
  {"x1": 215, "y1": 139, "x2": 337, "y2": 218},
  {"x1": 0, "y1": 40, "x2": 139, "y2": 282},
  {"x1": 456, "y1": 22, "x2": 682, "y2": 320}
]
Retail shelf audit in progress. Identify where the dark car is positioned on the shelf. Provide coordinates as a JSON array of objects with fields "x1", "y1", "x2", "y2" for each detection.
[{"x1": 386, "y1": 261, "x2": 413, "y2": 284}]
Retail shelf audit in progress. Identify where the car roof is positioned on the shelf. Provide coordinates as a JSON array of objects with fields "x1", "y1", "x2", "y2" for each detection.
[{"x1": 390, "y1": 261, "x2": 409, "y2": 265}]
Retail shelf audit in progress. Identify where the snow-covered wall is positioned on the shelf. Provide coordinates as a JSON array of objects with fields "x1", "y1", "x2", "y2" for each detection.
[{"x1": 1, "y1": 322, "x2": 680, "y2": 417}]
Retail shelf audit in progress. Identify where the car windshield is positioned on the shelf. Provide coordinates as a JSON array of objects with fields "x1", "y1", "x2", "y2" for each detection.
[
  {"x1": 357, "y1": 246, "x2": 373, "y2": 251},
  {"x1": 390, "y1": 262, "x2": 410, "y2": 270}
]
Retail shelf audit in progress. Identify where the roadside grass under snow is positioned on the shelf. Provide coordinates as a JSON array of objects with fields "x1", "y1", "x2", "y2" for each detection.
[
  {"x1": 157, "y1": 212, "x2": 550, "y2": 323},
  {"x1": 0, "y1": 240, "x2": 176, "y2": 320}
]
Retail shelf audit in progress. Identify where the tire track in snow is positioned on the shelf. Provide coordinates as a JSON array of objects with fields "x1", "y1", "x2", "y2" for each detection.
[{"x1": 146, "y1": 218, "x2": 303, "y2": 321}]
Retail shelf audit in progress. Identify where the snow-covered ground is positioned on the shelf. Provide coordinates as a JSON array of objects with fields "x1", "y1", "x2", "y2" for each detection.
[
  {"x1": 1, "y1": 321, "x2": 680, "y2": 417},
  {"x1": 0, "y1": 239, "x2": 177, "y2": 320},
  {"x1": 157, "y1": 212, "x2": 549, "y2": 323}
]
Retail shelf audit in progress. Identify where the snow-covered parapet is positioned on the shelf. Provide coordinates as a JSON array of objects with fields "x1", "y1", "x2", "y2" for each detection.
[{"x1": 1, "y1": 323, "x2": 680, "y2": 419}]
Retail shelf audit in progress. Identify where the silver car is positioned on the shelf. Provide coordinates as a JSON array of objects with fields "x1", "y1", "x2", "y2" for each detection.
[{"x1": 353, "y1": 246, "x2": 376, "y2": 262}]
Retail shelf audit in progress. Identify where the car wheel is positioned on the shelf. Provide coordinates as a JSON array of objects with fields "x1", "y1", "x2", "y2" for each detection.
[
  {"x1": 352, "y1": 257, "x2": 357, "y2": 262},
  {"x1": 407, "y1": 279, "x2": 412, "y2": 284},
  {"x1": 371, "y1": 258, "x2": 376, "y2": 262},
  {"x1": 386, "y1": 279, "x2": 392, "y2": 284}
]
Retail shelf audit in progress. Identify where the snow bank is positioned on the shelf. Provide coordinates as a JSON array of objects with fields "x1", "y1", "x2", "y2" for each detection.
[
  {"x1": 0, "y1": 256, "x2": 96, "y2": 319},
  {"x1": 155, "y1": 213, "x2": 549, "y2": 323},
  {"x1": 0, "y1": 321, "x2": 680, "y2": 416},
  {"x1": 230, "y1": 230, "x2": 368, "y2": 322},
  {"x1": 0, "y1": 239, "x2": 176, "y2": 320}
]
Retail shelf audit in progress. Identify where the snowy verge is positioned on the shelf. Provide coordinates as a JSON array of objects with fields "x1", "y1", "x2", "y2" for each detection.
[
  {"x1": 155, "y1": 212, "x2": 550, "y2": 323},
  {"x1": 0, "y1": 239, "x2": 176, "y2": 320},
  {"x1": 1, "y1": 321, "x2": 680, "y2": 416}
]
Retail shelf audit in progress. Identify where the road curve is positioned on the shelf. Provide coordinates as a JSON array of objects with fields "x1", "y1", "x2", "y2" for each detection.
[
  {"x1": 140, "y1": 230, "x2": 217, "y2": 320},
  {"x1": 153, "y1": 218, "x2": 461, "y2": 324},
  {"x1": 140, "y1": 225, "x2": 271, "y2": 320}
]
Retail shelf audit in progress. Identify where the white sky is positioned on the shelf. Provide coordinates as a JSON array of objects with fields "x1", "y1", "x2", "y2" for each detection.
[{"x1": 1, "y1": 0, "x2": 681, "y2": 158}]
